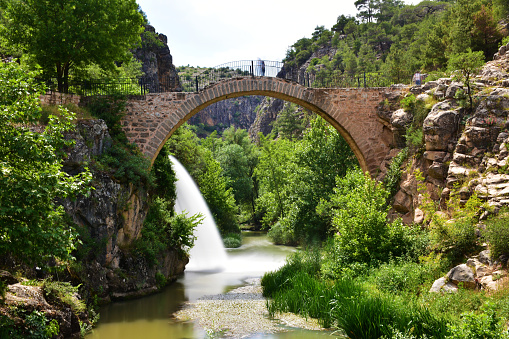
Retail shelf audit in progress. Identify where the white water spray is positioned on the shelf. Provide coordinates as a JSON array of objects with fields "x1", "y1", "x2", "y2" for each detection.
[{"x1": 170, "y1": 155, "x2": 227, "y2": 272}]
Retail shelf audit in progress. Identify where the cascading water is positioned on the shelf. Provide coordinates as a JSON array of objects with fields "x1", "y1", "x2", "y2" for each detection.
[{"x1": 170, "y1": 155, "x2": 227, "y2": 272}]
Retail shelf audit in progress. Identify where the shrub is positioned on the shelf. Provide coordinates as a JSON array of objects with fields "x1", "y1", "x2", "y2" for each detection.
[
  {"x1": 96, "y1": 142, "x2": 154, "y2": 187},
  {"x1": 43, "y1": 280, "x2": 86, "y2": 313},
  {"x1": 86, "y1": 95, "x2": 127, "y2": 139},
  {"x1": 222, "y1": 233, "x2": 242, "y2": 248},
  {"x1": 446, "y1": 303, "x2": 509, "y2": 339},
  {"x1": 367, "y1": 260, "x2": 428, "y2": 294},
  {"x1": 383, "y1": 148, "x2": 408, "y2": 199},
  {"x1": 483, "y1": 208, "x2": 509, "y2": 259}
]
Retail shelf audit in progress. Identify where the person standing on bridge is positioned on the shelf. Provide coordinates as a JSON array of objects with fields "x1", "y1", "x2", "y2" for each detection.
[{"x1": 258, "y1": 58, "x2": 265, "y2": 76}]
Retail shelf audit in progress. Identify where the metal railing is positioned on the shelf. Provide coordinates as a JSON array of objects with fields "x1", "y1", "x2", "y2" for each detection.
[{"x1": 43, "y1": 60, "x2": 395, "y2": 96}]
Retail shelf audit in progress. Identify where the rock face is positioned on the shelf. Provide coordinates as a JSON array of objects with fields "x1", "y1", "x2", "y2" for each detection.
[
  {"x1": 189, "y1": 96, "x2": 264, "y2": 136},
  {"x1": 133, "y1": 25, "x2": 181, "y2": 92},
  {"x1": 62, "y1": 120, "x2": 187, "y2": 301},
  {"x1": 249, "y1": 97, "x2": 286, "y2": 139}
]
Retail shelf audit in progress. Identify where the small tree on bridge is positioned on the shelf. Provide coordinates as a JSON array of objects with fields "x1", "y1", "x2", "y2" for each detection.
[{"x1": 0, "y1": 0, "x2": 144, "y2": 92}]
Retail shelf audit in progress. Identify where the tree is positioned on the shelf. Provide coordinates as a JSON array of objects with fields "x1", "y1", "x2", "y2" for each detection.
[
  {"x1": 1, "y1": 0, "x2": 144, "y2": 92},
  {"x1": 332, "y1": 15, "x2": 356, "y2": 35},
  {"x1": 355, "y1": 0, "x2": 378, "y2": 22},
  {"x1": 471, "y1": 5, "x2": 503, "y2": 59},
  {"x1": 0, "y1": 62, "x2": 91, "y2": 264},
  {"x1": 493, "y1": 0, "x2": 509, "y2": 20},
  {"x1": 447, "y1": 49, "x2": 485, "y2": 111},
  {"x1": 216, "y1": 144, "x2": 252, "y2": 208},
  {"x1": 272, "y1": 103, "x2": 307, "y2": 140}
]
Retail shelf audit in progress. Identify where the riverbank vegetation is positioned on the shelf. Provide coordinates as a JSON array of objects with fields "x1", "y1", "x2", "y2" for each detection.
[{"x1": 261, "y1": 170, "x2": 509, "y2": 338}]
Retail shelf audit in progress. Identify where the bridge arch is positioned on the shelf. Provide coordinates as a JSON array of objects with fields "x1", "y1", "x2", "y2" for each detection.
[{"x1": 123, "y1": 77, "x2": 396, "y2": 176}]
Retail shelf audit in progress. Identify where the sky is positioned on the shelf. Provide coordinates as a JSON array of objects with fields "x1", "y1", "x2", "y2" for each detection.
[{"x1": 136, "y1": 0, "x2": 424, "y2": 68}]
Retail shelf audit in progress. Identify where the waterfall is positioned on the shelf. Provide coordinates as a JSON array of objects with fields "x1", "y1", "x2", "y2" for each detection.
[{"x1": 170, "y1": 155, "x2": 227, "y2": 272}]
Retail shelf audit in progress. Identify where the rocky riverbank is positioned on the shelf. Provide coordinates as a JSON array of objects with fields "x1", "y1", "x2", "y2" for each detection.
[{"x1": 174, "y1": 278, "x2": 325, "y2": 338}]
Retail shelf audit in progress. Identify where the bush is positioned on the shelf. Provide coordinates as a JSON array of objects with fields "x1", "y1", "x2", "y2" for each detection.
[
  {"x1": 44, "y1": 280, "x2": 86, "y2": 313},
  {"x1": 383, "y1": 148, "x2": 408, "y2": 199},
  {"x1": 222, "y1": 233, "x2": 242, "y2": 248},
  {"x1": 96, "y1": 142, "x2": 154, "y2": 187},
  {"x1": 367, "y1": 260, "x2": 428, "y2": 295},
  {"x1": 446, "y1": 303, "x2": 509, "y2": 339},
  {"x1": 136, "y1": 197, "x2": 200, "y2": 265},
  {"x1": 483, "y1": 208, "x2": 509, "y2": 259}
]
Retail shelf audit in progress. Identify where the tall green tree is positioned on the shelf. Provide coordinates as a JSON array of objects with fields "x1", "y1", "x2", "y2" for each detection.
[
  {"x1": 1, "y1": 0, "x2": 144, "y2": 92},
  {"x1": 447, "y1": 49, "x2": 485, "y2": 111},
  {"x1": 0, "y1": 62, "x2": 91, "y2": 264}
]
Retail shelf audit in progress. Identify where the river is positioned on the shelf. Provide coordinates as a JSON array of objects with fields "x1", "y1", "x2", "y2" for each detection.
[{"x1": 86, "y1": 232, "x2": 333, "y2": 338}]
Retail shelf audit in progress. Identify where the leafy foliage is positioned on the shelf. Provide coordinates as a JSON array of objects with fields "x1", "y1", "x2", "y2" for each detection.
[
  {"x1": 136, "y1": 197, "x2": 199, "y2": 265},
  {"x1": 43, "y1": 280, "x2": 86, "y2": 313},
  {"x1": 447, "y1": 49, "x2": 485, "y2": 111},
  {"x1": 0, "y1": 0, "x2": 144, "y2": 91},
  {"x1": 0, "y1": 62, "x2": 91, "y2": 264},
  {"x1": 483, "y1": 208, "x2": 509, "y2": 259},
  {"x1": 446, "y1": 303, "x2": 509, "y2": 339}
]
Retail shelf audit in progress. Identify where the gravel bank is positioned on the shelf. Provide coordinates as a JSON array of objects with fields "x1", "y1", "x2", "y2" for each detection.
[{"x1": 173, "y1": 278, "x2": 325, "y2": 338}]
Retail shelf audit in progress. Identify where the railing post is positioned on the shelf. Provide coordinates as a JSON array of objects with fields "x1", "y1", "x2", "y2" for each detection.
[
  {"x1": 195, "y1": 76, "x2": 199, "y2": 92},
  {"x1": 251, "y1": 61, "x2": 254, "y2": 77},
  {"x1": 364, "y1": 72, "x2": 367, "y2": 88}
]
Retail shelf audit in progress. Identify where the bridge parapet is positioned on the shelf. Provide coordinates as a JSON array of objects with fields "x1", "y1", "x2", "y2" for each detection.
[{"x1": 41, "y1": 60, "x2": 395, "y2": 96}]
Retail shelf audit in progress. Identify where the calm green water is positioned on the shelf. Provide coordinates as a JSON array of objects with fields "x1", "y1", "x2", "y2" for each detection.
[{"x1": 86, "y1": 232, "x2": 333, "y2": 339}]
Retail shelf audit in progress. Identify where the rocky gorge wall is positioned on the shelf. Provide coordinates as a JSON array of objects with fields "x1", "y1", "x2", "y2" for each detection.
[
  {"x1": 62, "y1": 120, "x2": 187, "y2": 302},
  {"x1": 382, "y1": 44, "x2": 509, "y2": 225}
]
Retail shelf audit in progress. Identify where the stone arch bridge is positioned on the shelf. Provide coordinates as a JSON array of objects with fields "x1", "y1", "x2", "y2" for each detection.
[{"x1": 122, "y1": 76, "x2": 400, "y2": 176}]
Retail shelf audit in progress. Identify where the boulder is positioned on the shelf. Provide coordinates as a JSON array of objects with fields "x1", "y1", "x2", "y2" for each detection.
[
  {"x1": 423, "y1": 103, "x2": 461, "y2": 151},
  {"x1": 429, "y1": 277, "x2": 458, "y2": 293},
  {"x1": 414, "y1": 208, "x2": 424, "y2": 224},
  {"x1": 393, "y1": 190, "x2": 413, "y2": 214},
  {"x1": 390, "y1": 108, "x2": 413, "y2": 129},
  {"x1": 428, "y1": 161, "x2": 446, "y2": 180},
  {"x1": 447, "y1": 264, "x2": 477, "y2": 289},
  {"x1": 445, "y1": 82, "x2": 463, "y2": 99},
  {"x1": 0, "y1": 270, "x2": 18, "y2": 285},
  {"x1": 422, "y1": 81, "x2": 438, "y2": 91}
]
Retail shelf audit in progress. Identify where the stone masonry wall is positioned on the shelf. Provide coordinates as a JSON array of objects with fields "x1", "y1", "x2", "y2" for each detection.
[{"x1": 121, "y1": 77, "x2": 402, "y2": 175}]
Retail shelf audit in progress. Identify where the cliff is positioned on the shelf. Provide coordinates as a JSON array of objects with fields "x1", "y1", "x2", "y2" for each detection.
[
  {"x1": 133, "y1": 25, "x2": 181, "y2": 92},
  {"x1": 62, "y1": 120, "x2": 187, "y2": 302},
  {"x1": 381, "y1": 42, "x2": 509, "y2": 226},
  {"x1": 189, "y1": 96, "x2": 264, "y2": 137}
]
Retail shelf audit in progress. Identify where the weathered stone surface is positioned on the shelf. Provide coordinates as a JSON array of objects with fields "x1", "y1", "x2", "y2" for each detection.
[
  {"x1": 390, "y1": 108, "x2": 413, "y2": 129},
  {"x1": 393, "y1": 190, "x2": 413, "y2": 213},
  {"x1": 445, "y1": 82, "x2": 463, "y2": 99},
  {"x1": 423, "y1": 101, "x2": 461, "y2": 151},
  {"x1": 479, "y1": 250, "x2": 493, "y2": 266},
  {"x1": 429, "y1": 277, "x2": 458, "y2": 293},
  {"x1": 414, "y1": 208, "x2": 424, "y2": 224},
  {"x1": 447, "y1": 264, "x2": 476, "y2": 289},
  {"x1": 424, "y1": 151, "x2": 447, "y2": 162},
  {"x1": 64, "y1": 120, "x2": 111, "y2": 172},
  {"x1": 428, "y1": 161, "x2": 446, "y2": 180}
]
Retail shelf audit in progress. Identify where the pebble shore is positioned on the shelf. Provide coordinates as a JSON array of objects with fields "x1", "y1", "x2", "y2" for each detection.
[{"x1": 173, "y1": 278, "x2": 325, "y2": 338}]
